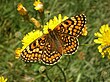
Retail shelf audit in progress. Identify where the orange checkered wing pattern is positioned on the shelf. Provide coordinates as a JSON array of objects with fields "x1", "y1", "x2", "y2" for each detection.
[
  {"x1": 54, "y1": 14, "x2": 86, "y2": 37},
  {"x1": 21, "y1": 34, "x2": 63, "y2": 65},
  {"x1": 20, "y1": 14, "x2": 86, "y2": 65},
  {"x1": 21, "y1": 35, "x2": 46, "y2": 63},
  {"x1": 56, "y1": 34, "x2": 79, "y2": 55},
  {"x1": 53, "y1": 14, "x2": 86, "y2": 55}
]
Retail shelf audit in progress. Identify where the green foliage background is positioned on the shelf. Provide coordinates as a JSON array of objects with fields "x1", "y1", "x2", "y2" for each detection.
[{"x1": 0, "y1": 0, "x2": 110, "y2": 82}]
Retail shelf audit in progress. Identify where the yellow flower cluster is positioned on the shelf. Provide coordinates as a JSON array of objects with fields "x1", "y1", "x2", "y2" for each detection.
[{"x1": 94, "y1": 24, "x2": 110, "y2": 59}]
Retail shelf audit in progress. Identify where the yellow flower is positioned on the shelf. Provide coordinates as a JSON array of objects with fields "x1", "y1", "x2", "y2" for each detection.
[
  {"x1": 15, "y1": 48, "x2": 22, "y2": 59},
  {"x1": 33, "y1": 0, "x2": 43, "y2": 13},
  {"x1": 94, "y1": 24, "x2": 110, "y2": 59},
  {"x1": 82, "y1": 26, "x2": 88, "y2": 36},
  {"x1": 43, "y1": 14, "x2": 68, "y2": 34},
  {"x1": 17, "y1": 3, "x2": 27, "y2": 16},
  {"x1": 22, "y1": 30, "x2": 43, "y2": 50},
  {"x1": 0, "y1": 76, "x2": 7, "y2": 82}
]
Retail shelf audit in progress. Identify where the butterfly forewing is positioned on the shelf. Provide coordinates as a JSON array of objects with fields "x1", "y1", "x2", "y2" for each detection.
[
  {"x1": 54, "y1": 14, "x2": 86, "y2": 37},
  {"x1": 21, "y1": 35, "x2": 47, "y2": 62},
  {"x1": 41, "y1": 41, "x2": 62, "y2": 65}
]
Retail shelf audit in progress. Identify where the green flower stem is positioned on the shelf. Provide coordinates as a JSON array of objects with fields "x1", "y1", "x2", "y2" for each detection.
[{"x1": 56, "y1": 64, "x2": 66, "y2": 82}]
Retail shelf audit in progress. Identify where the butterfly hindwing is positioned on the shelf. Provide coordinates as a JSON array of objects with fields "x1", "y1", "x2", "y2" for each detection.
[
  {"x1": 41, "y1": 32, "x2": 63, "y2": 65},
  {"x1": 56, "y1": 33, "x2": 79, "y2": 55}
]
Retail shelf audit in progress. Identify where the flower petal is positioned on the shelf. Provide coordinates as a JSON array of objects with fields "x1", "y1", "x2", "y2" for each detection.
[{"x1": 94, "y1": 24, "x2": 110, "y2": 59}]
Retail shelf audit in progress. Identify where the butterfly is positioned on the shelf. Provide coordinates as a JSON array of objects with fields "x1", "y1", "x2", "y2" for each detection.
[{"x1": 21, "y1": 14, "x2": 86, "y2": 65}]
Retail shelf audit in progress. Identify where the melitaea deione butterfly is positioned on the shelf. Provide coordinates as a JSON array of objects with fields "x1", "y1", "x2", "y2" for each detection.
[{"x1": 21, "y1": 14, "x2": 86, "y2": 65}]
